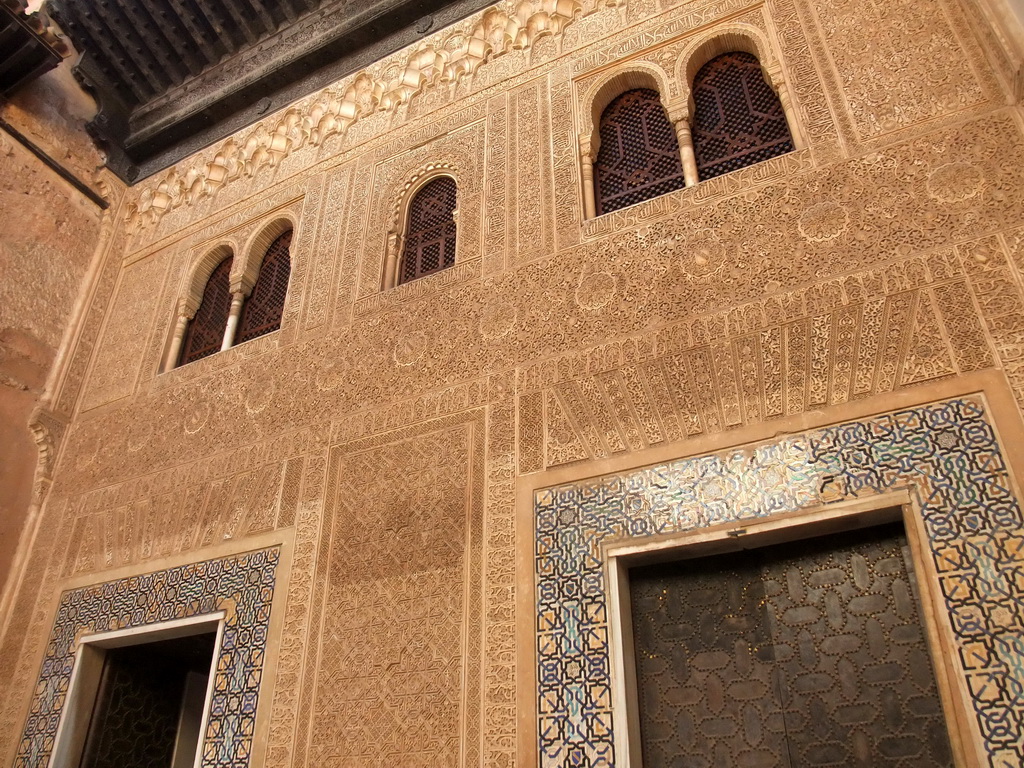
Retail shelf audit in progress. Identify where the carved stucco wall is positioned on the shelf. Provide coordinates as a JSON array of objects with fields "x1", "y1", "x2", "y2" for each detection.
[{"x1": 2, "y1": 0, "x2": 1024, "y2": 766}]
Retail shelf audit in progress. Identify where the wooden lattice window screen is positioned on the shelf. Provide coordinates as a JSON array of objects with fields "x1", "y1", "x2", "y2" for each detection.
[
  {"x1": 236, "y1": 230, "x2": 292, "y2": 343},
  {"x1": 692, "y1": 51, "x2": 794, "y2": 181},
  {"x1": 179, "y1": 256, "x2": 232, "y2": 366},
  {"x1": 400, "y1": 176, "x2": 457, "y2": 285},
  {"x1": 593, "y1": 88, "x2": 686, "y2": 215}
]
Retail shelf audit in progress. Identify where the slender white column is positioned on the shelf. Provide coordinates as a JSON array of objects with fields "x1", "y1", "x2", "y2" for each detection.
[
  {"x1": 383, "y1": 232, "x2": 400, "y2": 289},
  {"x1": 581, "y1": 151, "x2": 597, "y2": 219},
  {"x1": 221, "y1": 291, "x2": 245, "y2": 351},
  {"x1": 674, "y1": 118, "x2": 699, "y2": 187},
  {"x1": 166, "y1": 313, "x2": 190, "y2": 370}
]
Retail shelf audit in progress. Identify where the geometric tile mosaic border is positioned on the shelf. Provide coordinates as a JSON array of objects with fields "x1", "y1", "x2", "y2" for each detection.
[
  {"x1": 535, "y1": 398, "x2": 1024, "y2": 768},
  {"x1": 15, "y1": 547, "x2": 280, "y2": 768}
]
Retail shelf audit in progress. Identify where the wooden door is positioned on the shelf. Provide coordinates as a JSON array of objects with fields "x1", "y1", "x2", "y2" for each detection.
[{"x1": 629, "y1": 523, "x2": 954, "y2": 767}]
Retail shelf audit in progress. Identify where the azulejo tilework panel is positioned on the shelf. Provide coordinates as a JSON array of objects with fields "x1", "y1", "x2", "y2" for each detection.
[
  {"x1": 535, "y1": 397, "x2": 1024, "y2": 768},
  {"x1": 15, "y1": 547, "x2": 280, "y2": 768}
]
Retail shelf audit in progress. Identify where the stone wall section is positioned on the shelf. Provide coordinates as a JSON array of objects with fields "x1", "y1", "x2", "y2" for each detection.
[
  {"x1": 0, "y1": 48, "x2": 115, "y2": 596},
  {"x1": 3, "y1": 0, "x2": 1024, "y2": 766}
]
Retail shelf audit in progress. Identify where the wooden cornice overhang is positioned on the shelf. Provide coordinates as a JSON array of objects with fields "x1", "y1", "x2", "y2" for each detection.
[{"x1": 48, "y1": 0, "x2": 496, "y2": 183}]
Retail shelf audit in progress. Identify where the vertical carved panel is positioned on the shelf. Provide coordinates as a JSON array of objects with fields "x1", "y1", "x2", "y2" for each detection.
[
  {"x1": 511, "y1": 82, "x2": 547, "y2": 264},
  {"x1": 549, "y1": 66, "x2": 581, "y2": 250},
  {"x1": 302, "y1": 167, "x2": 348, "y2": 330},
  {"x1": 484, "y1": 94, "x2": 509, "y2": 275},
  {"x1": 81, "y1": 249, "x2": 171, "y2": 409},
  {"x1": 306, "y1": 415, "x2": 483, "y2": 766}
]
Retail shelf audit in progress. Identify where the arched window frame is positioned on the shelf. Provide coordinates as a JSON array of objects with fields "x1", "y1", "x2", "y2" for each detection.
[
  {"x1": 675, "y1": 27, "x2": 805, "y2": 178},
  {"x1": 164, "y1": 215, "x2": 297, "y2": 371},
  {"x1": 383, "y1": 166, "x2": 460, "y2": 290},
  {"x1": 577, "y1": 63, "x2": 695, "y2": 220},
  {"x1": 234, "y1": 218, "x2": 295, "y2": 344},
  {"x1": 166, "y1": 242, "x2": 236, "y2": 370}
]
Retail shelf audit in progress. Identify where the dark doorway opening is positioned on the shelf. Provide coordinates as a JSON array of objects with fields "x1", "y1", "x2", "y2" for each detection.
[
  {"x1": 629, "y1": 522, "x2": 954, "y2": 767},
  {"x1": 77, "y1": 631, "x2": 217, "y2": 768}
]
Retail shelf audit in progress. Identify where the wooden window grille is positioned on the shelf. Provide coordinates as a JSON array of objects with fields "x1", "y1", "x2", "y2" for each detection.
[
  {"x1": 593, "y1": 88, "x2": 686, "y2": 215},
  {"x1": 692, "y1": 51, "x2": 794, "y2": 181},
  {"x1": 400, "y1": 176, "x2": 457, "y2": 285},
  {"x1": 236, "y1": 230, "x2": 292, "y2": 343},
  {"x1": 179, "y1": 256, "x2": 232, "y2": 366}
]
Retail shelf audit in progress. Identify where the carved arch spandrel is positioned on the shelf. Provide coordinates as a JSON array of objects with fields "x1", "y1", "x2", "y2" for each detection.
[{"x1": 577, "y1": 61, "x2": 676, "y2": 152}]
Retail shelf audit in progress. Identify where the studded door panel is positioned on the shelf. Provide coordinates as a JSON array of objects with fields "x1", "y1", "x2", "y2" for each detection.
[{"x1": 630, "y1": 524, "x2": 954, "y2": 767}]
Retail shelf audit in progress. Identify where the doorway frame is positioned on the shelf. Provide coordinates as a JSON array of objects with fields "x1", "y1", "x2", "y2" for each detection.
[
  {"x1": 516, "y1": 370, "x2": 1024, "y2": 768},
  {"x1": 603, "y1": 491, "x2": 975, "y2": 768},
  {"x1": 48, "y1": 611, "x2": 226, "y2": 768}
]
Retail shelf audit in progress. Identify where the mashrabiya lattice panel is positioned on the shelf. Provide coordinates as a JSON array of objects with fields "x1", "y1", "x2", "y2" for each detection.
[
  {"x1": 692, "y1": 51, "x2": 795, "y2": 181},
  {"x1": 534, "y1": 398, "x2": 1024, "y2": 767},
  {"x1": 237, "y1": 231, "x2": 292, "y2": 344},
  {"x1": 15, "y1": 547, "x2": 280, "y2": 768},
  {"x1": 594, "y1": 88, "x2": 686, "y2": 215},
  {"x1": 180, "y1": 256, "x2": 233, "y2": 365},
  {"x1": 400, "y1": 176, "x2": 458, "y2": 284}
]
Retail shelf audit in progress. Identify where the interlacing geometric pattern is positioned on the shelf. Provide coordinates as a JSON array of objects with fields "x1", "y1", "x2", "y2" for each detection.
[
  {"x1": 15, "y1": 548, "x2": 280, "y2": 768},
  {"x1": 692, "y1": 51, "x2": 794, "y2": 180},
  {"x1": 400, "y1": 176, "x2": 457, "y2": 284},
  {"x1": 594, "y1": 88, "x2": 686, "y2": 215},
  {"x1": 237, "y1": 231, "x2": 292, "y2": 343},
  {"x1": 179, "y1": 256, "x2": 233, "y2": 366},
  {"x1": 535, "y1": 398, "x2": 1024, "y2": 767}
]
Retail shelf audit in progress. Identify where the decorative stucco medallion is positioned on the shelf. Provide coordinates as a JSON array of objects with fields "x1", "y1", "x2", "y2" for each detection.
[
  {"x1": 798, "y1": 200, "x2": 849, "y2": 242},
  {"x1": 394, "y1": 330, "x2": 427, "y2": 366},
  {"x1": 927, "y1": 162, "x2": 985, "y2": 204},
  {"x1": 575, "y1": 270, "x2": 616, "y2": 310}
]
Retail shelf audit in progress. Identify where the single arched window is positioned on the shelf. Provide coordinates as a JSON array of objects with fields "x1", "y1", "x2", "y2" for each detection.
[
  {"x1": 236, "y1": 230, "x2": 292, "y2": 343},
  {"x1": 400, "y1": 176, "x2": 457, "y2": 285},
  {"x1": 691, "y1": 51, "x2": 794, "y2": 181},
  {"x1": 179, "y1": 256, "x2": 232, "y2": 366},
  {"x1": 594, "y1": 88, "x2": 686, "y2": 215}
]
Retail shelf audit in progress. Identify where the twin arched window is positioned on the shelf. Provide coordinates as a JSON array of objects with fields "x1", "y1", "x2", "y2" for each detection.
[
  {"x1": 593, "y1": 50, "x2": 794, "y2": 215},
  {"x1": 178, "y1": 230, "x2": 292, "y2": 367}
]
